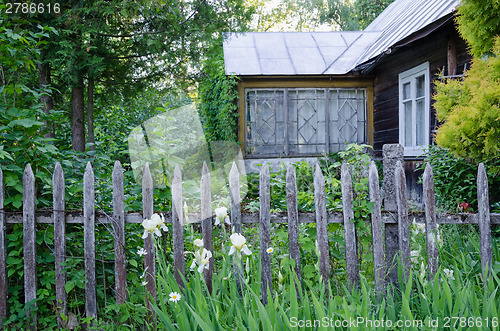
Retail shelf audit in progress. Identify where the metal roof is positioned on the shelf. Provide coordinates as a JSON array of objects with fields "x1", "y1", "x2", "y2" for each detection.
[
  {"x1": 356, "y1": 0, "x2": 460, "y2": 65},
  {"x1": 223, "y1": 0, "x2": 460, "y2": 76},
  {"x1": 223, "y1": 31, "x2": 381, "y2": 75}
]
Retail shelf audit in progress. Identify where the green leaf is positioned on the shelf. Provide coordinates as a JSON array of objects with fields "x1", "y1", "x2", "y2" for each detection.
[{"x1": 65, "y1": 281, "x2": 76, "y2": 294}]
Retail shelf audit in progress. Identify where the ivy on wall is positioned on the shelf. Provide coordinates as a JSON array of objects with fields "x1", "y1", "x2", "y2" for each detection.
[{"x1": 198, "y1": 56, "x2": 239, "y2": 143}]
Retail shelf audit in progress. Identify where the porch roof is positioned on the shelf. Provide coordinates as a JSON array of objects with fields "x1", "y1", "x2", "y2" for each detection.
[{"x1": 223, "y1": 0, "x2": 460, "y2": 76}]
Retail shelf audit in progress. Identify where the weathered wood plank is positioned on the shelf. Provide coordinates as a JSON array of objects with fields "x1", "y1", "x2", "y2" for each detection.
[
  {"x1": 229, "y1": 162, "x2": 244, "y2": 293},
  {"x1": 84, "y1": 162, "x2": 97, "y2": 321},
  {"x1": 477, "y1": 163, "x2": 492, "y2": 283},
  {"x1": 142, "y1": 164, "x2": 156, "y2": 320},
  {"x1": 172, "y1": 164, "x2": 185, "y2": 287},
  {"x1": 229, "y1": 162, "x2": 242, "y2": 234},
  {"x1": 259, "y1": 163, "x2": 272, "y2": 304},
  {"x1": 368, "y1": 161, "x2": 384, "y2": 296},
  {"x1": 53, "y1": 163, "x2": 67, "y2": 327},
  {"x1": 0, "y1": 167, "x2": 6, "y2": 323},
  {"x1": 395, "y1": 161, "x2": 410, "y2": 280},
  {"x1": 341, "y1": 162, "x2": 359, "y2": 288},
  {"x1": 113, "y1": 161, "x2": 127, "y2": 304},
  {"x1": 423, "y1": 163, "x2": 438, "y2": 279},
  {"x1": 201, "y1": 162, "x2": 213, "y2": 294},
  {"x1": 314, "y1": 164, "x2": 330, "y2": 288},
  {"x1": 286, "y1": 164, "x2": 302, "y2": 284},
  {"x1": 4, "y1": 210, "x2": 500, "y2": 225},
  {"x1": 382, "y1": 144, "x2": 403, "y2": 285},
  {"x1": 23, "y1": 164, "x2": 37, "y2": 329}
]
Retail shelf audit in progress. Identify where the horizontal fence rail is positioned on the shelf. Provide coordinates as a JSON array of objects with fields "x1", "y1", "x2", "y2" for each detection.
[{"x1": 0, "y1": 144, "x2": 497, "y2": 327}]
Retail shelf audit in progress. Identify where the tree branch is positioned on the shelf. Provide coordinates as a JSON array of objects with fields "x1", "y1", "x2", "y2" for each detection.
[{"x1": 96, "y1": 0, "x2": 206, "y2": 38}]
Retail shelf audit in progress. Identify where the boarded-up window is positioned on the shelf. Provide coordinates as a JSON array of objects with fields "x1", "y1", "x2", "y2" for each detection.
[{"x1": 245, "y1": 88, "x2": 366, "y2": 156}]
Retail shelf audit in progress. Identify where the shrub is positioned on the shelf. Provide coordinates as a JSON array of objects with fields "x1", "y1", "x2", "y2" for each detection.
[{"x1": 434, "y1": 37, "x2": 500, "y2": 163}]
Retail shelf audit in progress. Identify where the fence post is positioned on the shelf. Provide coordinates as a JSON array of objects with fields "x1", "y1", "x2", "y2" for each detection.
[
  {"x1": 314, "y1": 164, "x2": 330, "y2": 290},
  {"x1": 142, "y1": 164, "x2": 156, "y2": 321},
  {"x1": 341, "y1": 162, "x2": 360, "y2": 288},
  {"x1": 382, "y1": 144, "x2": 403, "y2": 284},
  {"x1": 201, "y1": 162, "x2": 213, "y2": 294},
  {"x1": 395, "y1": 161, "x2": 410, "y2": 280},
  {"x1": 0, "y1": 167, "x2": 6, "y2": 323},
  {"x1": 84, "y1": 162, "x2": 97, "y2": 321},
  {"x1": 368, "y1": 161, "x2": 384, "y2": 296},
  {"x1": 113, "y1": 161, "x2": 127, "y2": 304},
  {"x1": 286, "y1": 164, "x2": 302, "y2": 284},
  {"x1": 259, "y1": 163, "x2": 272, "y2": 304},
  {"x1": 23, "y1": 164, "x2": 37, "y2": 329},
  {"x1": 229, "y1": 163, "x2": 244, "y2": 293},
  {"x1": 172, "y1": 164, "x2": 185, "y2": 287},
  {"x1": 53, "y1": 163, "x2": 67, "y2": 327},
  {"x1": 423, "y1": 163, "x2": 438, "y2": 279},
  {"x1": 477, "y1": 163, "x2": 492, "y2": 284}
]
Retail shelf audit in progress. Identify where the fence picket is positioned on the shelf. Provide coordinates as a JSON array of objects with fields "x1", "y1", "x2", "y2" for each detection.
[
  {"x1": 314, "y1": 164, "x2": 330, "y2": 288},
  {"x1": 142, "y1": 164, "x2": 156, "y2": 320},
  {"x1": 1, "y1": 143, "x2": 499, "y2": 326},
  {"x1": 53, "y1": 163, "x2": 66, "y2": 327},
  {"x1": 259, "y1": 163, "x2": 272, "y2": 304},
  {"x1": 229, "y1": 162, "x2": 242, "y2": 234},
  {"x1": 172, "y1": 164, "x2": 185, "y2": 287},
  {"x1": 341, "y1": 162, "x2": 359, "y2": 288},
  {"x1": 229, "y1": 163, "x2": 244, "y2": 293},
  {"x1": 423, "y1": 163, "x2": 438, "y2": 279},
  {"x1": 201, "y1": 162, "x2": 213, "y2": 294},
  {"x1": 368, "y1": 161, "x2": 384, "y2": 296},
  {"x1": 0, "y1": 167, "x2": 6, "y2": 323},
  {"x1": 383, "y1": 144, "x2": 403, "y2": 284},
  {"x1": 395, "y1": 161, "x2": 410, "y2": 279},
  {"x1": 23, "y1": 164, "x2": 37, "y2": 329},
  {"x1": 286, "y1": 164, "x2": 302, "y2": 284},
  {"x1": 477, "y1": 163, "x2": 492, "y2": 283},
  {"x1": 113, "y1": 161, "x2": 127, "y2": 304},
  {"x1": 84, "y1": 162, "x2": 97, "y2": 320}
]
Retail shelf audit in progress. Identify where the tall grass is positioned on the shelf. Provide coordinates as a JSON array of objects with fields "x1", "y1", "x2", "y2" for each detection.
[{"x1": 146, "y1": 225, "x2": 500, "y2": 330}]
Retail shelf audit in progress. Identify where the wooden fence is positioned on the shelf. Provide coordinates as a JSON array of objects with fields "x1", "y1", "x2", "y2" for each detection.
[{"x1": 0, "y1": 145, "x2": 498, "y2": 328}]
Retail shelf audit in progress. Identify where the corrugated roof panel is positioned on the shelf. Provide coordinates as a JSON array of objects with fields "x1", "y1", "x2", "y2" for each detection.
[
  {"x1": 357, "y1": 0, "x2": 460, "y2": 65},
  {"x1": 223, "y1": 0, "x2": 460, "y2": 76}
]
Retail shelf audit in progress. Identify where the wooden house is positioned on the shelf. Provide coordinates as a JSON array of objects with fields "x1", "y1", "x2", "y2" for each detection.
[{"x1": 223, "y1": 0, "x2": 470, "y2": 199}]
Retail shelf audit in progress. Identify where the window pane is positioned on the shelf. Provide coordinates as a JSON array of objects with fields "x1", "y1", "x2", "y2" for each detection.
[
  {"x1": 416, "y1": 75, "x2": 425, "y2": 98},
  {"x1": 404, "y1": 101, "x2": 412, "y2": 147},
  {"x1": 246, "y1": 90, "x2": 284, "y2": 155},
  {"x1": 416, "y1": 99, "x2": 425, "y2": 145},
  {"x1": 403, "y1": 82, "x2": 411, "y2": 100}
]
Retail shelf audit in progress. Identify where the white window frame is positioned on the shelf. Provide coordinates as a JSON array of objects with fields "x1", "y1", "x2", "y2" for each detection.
[{"x1": 398, "y1": 62, "x2": 430, "y2": 157}]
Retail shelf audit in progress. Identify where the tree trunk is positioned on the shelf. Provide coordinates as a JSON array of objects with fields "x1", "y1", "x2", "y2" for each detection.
[
  {"x1": 71, "y1": 73, "x2": 86, "y2": 152},
  {"x1": 38, "y1": 47, "x2": 55, "y2": 139},
  {"x1": 87, "y1": 77, "x2": 95, "y2": 151}
]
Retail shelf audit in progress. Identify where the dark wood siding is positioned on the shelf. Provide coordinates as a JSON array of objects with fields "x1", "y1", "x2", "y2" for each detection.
[
  {"x1": 371, "y1": 20, "x2": 471, "y2": 200},
  {"x1": 371, "y1": 21, "x2": 470, "y2": 156}
]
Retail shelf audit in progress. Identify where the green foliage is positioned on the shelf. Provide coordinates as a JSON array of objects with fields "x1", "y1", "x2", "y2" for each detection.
[
  {"x1": 419, "y1": 146, "x2": 500, "y2": 211},
  {"x1": 434, "y1": 37, "x2": 500, "y2": 163},
  {"x1": 318, "y1": 0, "x2": 395, "y2": 31},
  {"x1": 148, "y1": 224, "x2": 500, "y2": 331},
  {"x1": 198, "y1": 55, "x2": 240, "y2": 143},
  {"x1": 456, "y1": 0, "x2": 500, "y2": 58},
  {"x1": 243, "y1": 144, "x2": 376, "y2": 284}
]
